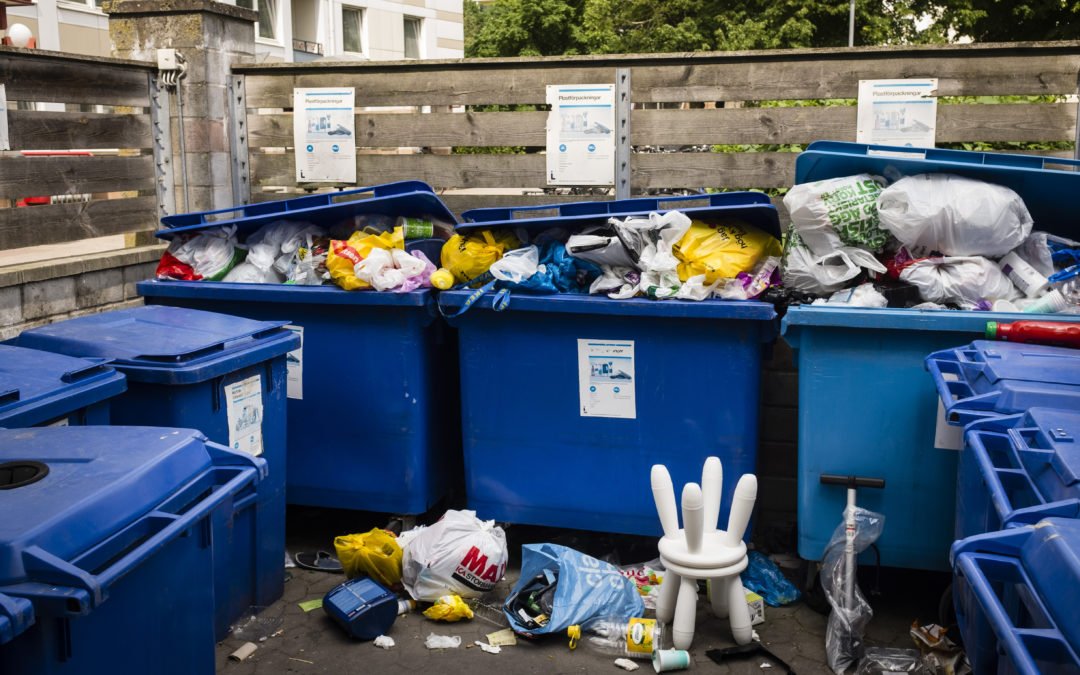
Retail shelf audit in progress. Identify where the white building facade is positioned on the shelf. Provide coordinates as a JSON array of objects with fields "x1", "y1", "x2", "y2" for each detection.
[{"x1": 6, "y1": 0, "x2": 464, "y2": 61}]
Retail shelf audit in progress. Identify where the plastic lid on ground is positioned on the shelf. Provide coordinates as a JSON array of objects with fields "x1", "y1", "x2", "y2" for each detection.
[
  {"x1": 926, "y1": 341, "x2": 1080, "y2": 425},
  {"x1": 12, "y1": 305, "x2": 300, "y2": 385},
  {"x1": 0, "y1": 345, "x2": 126, "y2": 427}
]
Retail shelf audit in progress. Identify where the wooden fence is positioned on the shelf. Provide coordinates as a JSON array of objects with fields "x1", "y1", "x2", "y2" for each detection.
[
  {"x1": 0, "y1": 47, "x2": 162, "y2": 255},
  {"x1": 234, "y1": 41, "x2": 1080, "y2": 218}
]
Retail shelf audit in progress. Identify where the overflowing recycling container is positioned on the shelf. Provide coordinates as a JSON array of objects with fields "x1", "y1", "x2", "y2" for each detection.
[
  {"x1": 0, "y1": 426, "x2": 262, "y2": 674},
  {"x1": 440, "y1": 193, "x2": 782, "y2": 536},
  {"x1": 0, "y1": 345, "x2": 125, "y2": 428},
  {"x1": 137, "y1": 181, "x2": 462, "y2": 516},
  {"x1": 951, "y1": 518, "x2": 1080, "y2": 674},
  {"x1": 10, "y1": 305, "x2": 297, "y2": 640},
  {"x1": 782, "y1": 142, "x2": 1080, "y2": 572}
]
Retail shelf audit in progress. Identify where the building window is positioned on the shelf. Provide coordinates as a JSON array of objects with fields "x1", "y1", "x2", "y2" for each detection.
[
  {"x1": 238, "y1": 0, "x2": 278, "y2": 40},
  {"x1": 59, "y1": 0, "x2": 106, "y2": 9},
  {"x1": 403, "y1": 16, "x2": 422, "y2": 59},
  {"x1": 342, "y1": 7, "x2": 363, "y2": 54}
]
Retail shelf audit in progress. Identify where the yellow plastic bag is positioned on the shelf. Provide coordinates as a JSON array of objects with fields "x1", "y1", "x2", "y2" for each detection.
[
  {"x1": 674, "y1": 220, "x2": 783, "y2": 283},
  {"x1": 327, "y1": 227, "x2": 405, "y2": 291},
  {"x1": 333, "y1": 528, "x2": 403, "y2": 586},
  {"x1": 422, "y1": 594, "x2": 474, "y2": 622},
  {"x1": 441, "y1": 230, "x2": 520, "y2": 284}
]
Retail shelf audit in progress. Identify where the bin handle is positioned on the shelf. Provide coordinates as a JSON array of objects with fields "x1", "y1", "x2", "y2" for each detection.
[
  {"x1": 925, "y1": 354, "x2": 980, "y2": 422},
  {"x1": 0, "y1": 388, "x2": 19, "y2": 406},
  {"x1": 956, "y1": 553, "x2": 1065, "y2": 675},
  {"x1": 968, "y1": 430, "x2": 1042, "y2": 525},
  {"x1": 18, "y1": 464, "x2": 258, "y2": 609},
  {"x1": 60, "y1": 359, "x2": 114, "y2": 384}
]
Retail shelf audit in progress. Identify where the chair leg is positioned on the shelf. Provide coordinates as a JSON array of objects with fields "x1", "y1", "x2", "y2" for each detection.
[
  {"x1": 708, "y1": 576, "x2": 730, "y2": 618},
  {"x1": 672, "y1": 575, "x2": 699, "y2": 650},
  {"x1": 656, "y1": 569, "x2": 680, "y2": 624},
  {"x1": 727, "y1": 573, "x2": 753, "y2": 645}
]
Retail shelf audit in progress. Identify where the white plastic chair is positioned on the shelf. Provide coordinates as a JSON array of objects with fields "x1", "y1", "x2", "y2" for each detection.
[{"x1": 652, "y1": 457, "x2": 758, "y2": 649}]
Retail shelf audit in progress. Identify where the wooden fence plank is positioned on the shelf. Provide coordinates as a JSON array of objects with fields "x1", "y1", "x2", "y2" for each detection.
[
  {"x1": 8, "y1": 111, "x2": 154, "y2": 150},
  {"x1": 632, "y1": 103, "x2": 1077, "y2": 145},
  {"x1": 0, "y1": 55, "x2": 151, "y2": 107},
  {"x1": 0, "y1": 155, "x2": 156, "y2": 200},
  {"x1": 248, "y1": 110, "x2": 549, "y2": 148},
  {"x1": 0, "y1": 197, "x2": 158, "y2": 250},
  {"x1": 632, "y1": 152, "x2": 798, "y2": 190}
]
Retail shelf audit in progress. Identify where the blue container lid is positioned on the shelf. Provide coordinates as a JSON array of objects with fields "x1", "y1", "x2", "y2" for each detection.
[
  {"x1": 136, "y1": 279, "x2": 435, "y2": 309},
  {"x1": 457, "y1": 191, "x2": 782, "y2": 241},
  {"x1": 155, "y1": 181, "x2": 457, "y2": 240},
  {"x1": 926, "y1": 341, "x2": 1080, "y2": 426},
  {"x1": 0, "y1": 592, "x2": 33, "y2": 645},
  {"x1": 12, "y1": 306, "x2": 300, "y2": 386},
  {"x1": 782, "y1": 307, "x2": 1080, "y2": 343},
  {"x1": 953, "y1": 518, "x2": 1080, "y2": 654},
  {"x1": 797, "y1": 141, "x2": 1080, "y2": 239},
  {"x1": 0, "y1": 345, "x2": 126, "y2": 427}
]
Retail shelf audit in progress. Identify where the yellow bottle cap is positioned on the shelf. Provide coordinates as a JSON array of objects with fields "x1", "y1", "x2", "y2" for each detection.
[{"x1": 430, "y1": 268, "x2": 454, "y2": 290}]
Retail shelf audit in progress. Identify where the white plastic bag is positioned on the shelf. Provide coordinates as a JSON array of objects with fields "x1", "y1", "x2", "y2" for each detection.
[
  {"x1": 811, "y1": 283, "x2": 888, "y2": 308},
  {"x1": 782, "y1": 229, "x2": 887, "y2": 295},
  {"x1": 899, "y1": 256, "x2": 1019, "y2": 308},
  {"x1": 170, "y1": 226, "x2": 244, "y2": 281},
  {"x1": 490, "y1": 245, "x2": 540, "y2": 283},
  {"x1": 401, "y1": 510, "x2": 508, "y2": 602},
  {"x1": 1014, "y1": 231, "x2": 1055, "y2": 278},
  {"x1": 354, "y1": 248, "x2": 434, "y2": 292},
  {"x1": 783, "y1": 173, "x2": 888, "y2": 255},
  {"x1": 877, "y1": 174, "x2": 1033, "y2": 257},
  {"x1": 674, "y1": 274, "x2": 723, "y2": 301},
  {"x1": 619, "y1": 211, "x2": 692, "y2": 299},
  {"x1": 222, "y1": 262, "x2": 283, "y2": 284}
]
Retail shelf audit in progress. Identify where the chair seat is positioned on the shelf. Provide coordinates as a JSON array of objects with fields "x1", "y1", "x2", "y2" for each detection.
[
  {"x1": 659, "y1": 555, "x2": 748, "y2": 580},
  {"x1": 658, "y1": 530, "x2": 747, "y2": 569}
]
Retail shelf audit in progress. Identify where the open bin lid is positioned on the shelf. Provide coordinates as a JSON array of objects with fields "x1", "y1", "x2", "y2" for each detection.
[
  {"x1": 797, "y1": 141, "x2": 1080, "y2": 238},
  {"x1": 13, "y1": 306, "x2": 300, "y2": 386},
  {"x1": 136, "y1": 279, "x2": 435, "y2": 309},
  {"x1": 155, "y1": 181, "x2": 457, "y2": 240},
  {"x1": 927, "y1": 341, "x2": 1080, "y2": 425},
  {"x1": 0, "y1": 345, "x2": 126, "y2": 427},
  {"x1": 953, "y1": 518, "x2": 1080, "y2": 654},
  {"x1": 457, "y1": 191, "x2": 782, "y2": 241},
  {"x1": 0, "y1": 593, "x2": 33, "y2": 645}
]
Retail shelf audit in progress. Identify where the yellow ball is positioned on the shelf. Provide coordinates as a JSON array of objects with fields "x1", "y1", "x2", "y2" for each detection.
[{"x1": 430, "y1": 268, "x2": 454, "y2": 290}]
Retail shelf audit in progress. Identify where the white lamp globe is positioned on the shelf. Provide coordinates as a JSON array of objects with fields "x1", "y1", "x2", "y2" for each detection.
[{"x1": 8, "y1": 23, "x2": 33, "y2": 49}]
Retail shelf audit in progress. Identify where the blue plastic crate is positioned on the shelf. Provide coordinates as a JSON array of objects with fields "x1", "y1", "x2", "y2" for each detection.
[
  {"x1": 440, "y1": 291, "x2": 776, "y2": 536},
  {"x1": 11, "y1": 305, "x2": 297, "y2": 641},
  {"x1": 783, "y1": 141, "x2": 1080, "y2": 571},
  {"x1": 927, "y1": 340, "x2": 1080, "y2": 427},
  {"x1": 956, "y1": 407, "x2": 1080, "y2": 539},
  {"x1": 0, "y1": 345, "x2": 125, "y2": 428},
  {"x1": 458, "y1": 191, "x2": 782, "y2": 240},
  {"x1": 0, "y1": 426, "x2": 261, "y2": 675},
  {"x1": 951, "y1": 518, "x2": 1080, "y2": 675}
]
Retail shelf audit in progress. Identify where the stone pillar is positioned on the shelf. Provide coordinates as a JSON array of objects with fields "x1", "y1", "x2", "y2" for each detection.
[{"x1": 108, "y1": 0, "x2": 256, "y2": 213}]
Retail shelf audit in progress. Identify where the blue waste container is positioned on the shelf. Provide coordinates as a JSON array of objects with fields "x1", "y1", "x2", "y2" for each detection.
[
  {"x1": 782, "y1": 142, "x2": 1080, "y2": 572},
  {"x1": 138, "y1": 181, "x2": 461, "y2": 516},
  {"x1": 956, "y1": 407, "x2": 1080, "y2": 539},
  {"x1": 951, "y1": 518, "x2": 1080, "y2": 675},
  {"x1": 11, "y1": 305, "x2": 297, "y2": 641},
  {"x1": 927, "y1": 340, "x2": 1080, "y2": 427},
  {"x1": 0, "y1": 426, "x2": 262, "y2": 675},
  {"x1": 442, "y1": 192, "x2": 781, "y2": 536},
  {"x1": 0, "y1": 345, "x2": 125, "y2": 428},
  {"x1": 0, "y1": 594, "x2": 32, "y2": 646}
]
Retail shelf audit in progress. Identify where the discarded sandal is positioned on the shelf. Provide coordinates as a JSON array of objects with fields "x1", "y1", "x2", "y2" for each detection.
[{"x1": 294, "y1": 550, "x2": 344, "y2": 573}]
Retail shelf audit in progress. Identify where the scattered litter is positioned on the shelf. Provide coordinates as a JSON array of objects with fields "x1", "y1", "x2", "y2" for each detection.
[
  {"x1": 425, "y1": 633, "x2": 462, "y2": 649},
  {"x1": 652, "y1": 649, "x2": 691, "y2": 672},
  {"x1": 298, "y1": 598, "x2": 323, "y2": 613},
  {"x1": 324, "y1": 577, "x2": 399, "y2": 640},
  {"x1": 613, "y1": 657, "x2": 639, "y2": 671},
  {"x1": 334, "y1": 528, "x2": 403, "y2": 586},
  {"x1": 294, "y1": 550, "x2": 343, "y2": 573},
  {"x1": 474, "y1": 640, "x2": 502, "y2": 654},
  {"x1": 402, "y1": 510, "x2": 508, "y2": 601},
  {"x1": 288, "y1": 657, "x2": 315, "y2": 665},
  {"x1": 230, "y1": 608, "x2": 283, "y2": 641},
  {"x1": 742, "y1": 551, "x2": 802, "y2": 607},
  {"x1": 228, "y1": 642, "x2": 258, "y2": 662},
  {"x1": 373, "y1": 635, "x2": 395, "y2": 650},
  {"x1": 760, "y1": 663, "x2": 772, "y2": 670},
  {"x1": 284, "y1": 552, "x2": 296, "y2": 568},
  {"x1": 486, "y1": 628, "x2": 518, "y2": 647},
  {"x1": 423, "y1": 594, "x2": 474, "y2": 622},
  {"x1": 752, "y1": 630, "x2": 760, "y2": 642}
]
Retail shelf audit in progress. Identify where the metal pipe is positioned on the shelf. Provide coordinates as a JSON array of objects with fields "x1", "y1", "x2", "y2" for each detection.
[
  {"x1": 848, "y1": 0, "x2": 856, "y2": 47},
  {"x1": 176, "y1": 77, "x2": 191, "y2": 212}
]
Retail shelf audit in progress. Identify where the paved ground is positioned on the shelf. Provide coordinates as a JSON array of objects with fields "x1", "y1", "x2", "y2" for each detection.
[{"x1": 215, "y1": 507, "x2": 952, "y2": 674}]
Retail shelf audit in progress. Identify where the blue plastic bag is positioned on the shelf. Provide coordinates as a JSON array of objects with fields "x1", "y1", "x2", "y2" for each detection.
[
  {"x1": 741, "y1": 551, "x2": 801, "y2": 607},
  {"x1": 503, "y1": 543, "x2": 644, "y2": 637},
  {"x1": 504, "y1": 241, "x2": 602, "y2": 295}
]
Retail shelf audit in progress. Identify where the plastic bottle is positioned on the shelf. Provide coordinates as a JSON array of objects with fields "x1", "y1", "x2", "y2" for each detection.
[
  {"x1": 986, "y1": 320, "x2": 1080, "y2": 349},
  {"x1": 1024, "y1": 266, "x2": 1080, "y2": 314},
  {"x1": 397, "y1": 599, "x2": 416, "y2": 615},
  {"x1": 568, "y1": 617, "x2": 662, "y2": 660}
]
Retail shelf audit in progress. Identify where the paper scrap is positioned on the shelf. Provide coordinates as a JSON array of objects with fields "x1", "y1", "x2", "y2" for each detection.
[
  {"x1": 298, "y1": 598, "x2": 323, "y2": 612},
  {"x1": 425, "y1": 633, "x2": 461, "y2": 649},
  {"x1": 474, "y1": 641, "x2": 502, "y2": 654},
  {"x1": 486, "y1": 628, "x2": 518, "y2": 647},
  {"x1": 614, "y1": 658, "x2": 640, "y2": 671},
  {"x1": 374, "y1": 635, "x2": 395, "y2": 650}
]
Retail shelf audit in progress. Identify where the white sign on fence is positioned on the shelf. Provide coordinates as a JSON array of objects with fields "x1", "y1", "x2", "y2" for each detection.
[
  {"x1": 856, "y1": 78, "x2": 938, "y2": 148},
  {"x1": 293, "y1": 87, "x2": 356, "y2": 183},
  {"x1": 546, "y1": 84, "x2": 616, "y2": 185},
  {"x1": 0, "y1": 85, "x2": 9, "y2": 151}
]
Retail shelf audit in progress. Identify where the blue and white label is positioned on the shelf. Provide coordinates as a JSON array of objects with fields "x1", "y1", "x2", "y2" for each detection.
[
  {"x1": 225, "y1": 374, "x2": 264, "y2": 457},
  {"x1": 285, "y1": 324, "x2": 304, "y2": 400},
  {"x1": 578, "y1": 339, "x2": 635, "y2": 419},
  {"x1": 546, "y1": 84, "x2": 616, "y2": 186}
]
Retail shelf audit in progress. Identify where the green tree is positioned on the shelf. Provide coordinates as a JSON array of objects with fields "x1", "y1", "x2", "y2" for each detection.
[
  {"x1": 465, "y1": 0, "x2": 586, "y2": 57},
  {"x1": 926, "y1": 0, "x2": 1080, "y2": 42}
]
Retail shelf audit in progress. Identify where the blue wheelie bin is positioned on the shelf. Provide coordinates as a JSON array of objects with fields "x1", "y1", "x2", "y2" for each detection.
[
  {"x1": 952, "y1": 518, "x2": 1080, "y2": 675},
  {"x1": 138, "y1": 181, "x2": 461, "y2": 516},
  {"x1": 782, "y1": 142, "x2": 1080, "y2": 572},
  {"x1": 0, "y1": 594, "x2": 32, "y2": 646},
  {"x1": 0, "y1": 426, "x2": 262, "y2": 675},
  {"x1": 11, "y1": 305, "x2": 297, "y2": 640},
  {"x1": 0, "y1": 345, "x2": 125, "y2": 427},
  {"x1": 442, "y1": 192, "x2": 782, "y2": 536}
]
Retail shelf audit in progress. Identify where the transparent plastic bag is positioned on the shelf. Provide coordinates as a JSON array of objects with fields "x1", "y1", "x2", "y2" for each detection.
[
  {"x1": 822, "y1": 506, "x2": 885, "y2": 674},
  {"x1": 489, "y1": 245, "x2": 540, "y2": 284},
  {"x1": 899, "y1": 256, "x2": 1019, "y2": 308},
  {"x1": 781, "y1": 227, "x2": 886, "y2": 295},
  {"x1": 855, "y1": 647, "x2": 931, "y2": 674}
]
